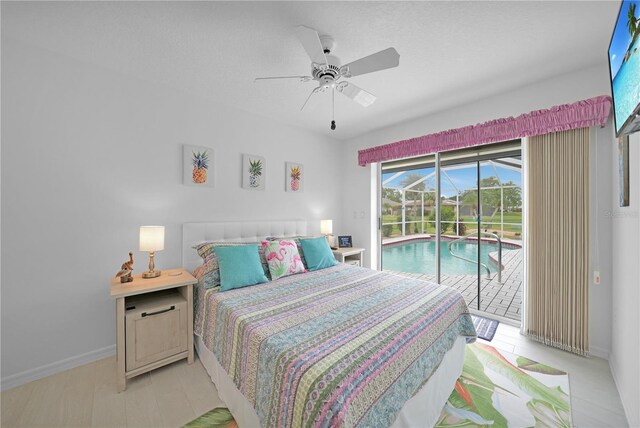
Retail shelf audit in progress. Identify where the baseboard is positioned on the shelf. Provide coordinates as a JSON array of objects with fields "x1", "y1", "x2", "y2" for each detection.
[
  {"x1": 1, "y1": 344, "x2": 116, "y2": 391},
  {"x1": 589, "y1": 344, "x2": 610, "y2": 360},
  {"x1": 609, "y1": 356, "x2": 636, "y2": 428}
]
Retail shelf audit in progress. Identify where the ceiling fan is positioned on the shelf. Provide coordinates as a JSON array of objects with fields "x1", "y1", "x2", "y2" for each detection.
[{"x1": 255, "y1": 26, "x2": 400, "y2": 130}]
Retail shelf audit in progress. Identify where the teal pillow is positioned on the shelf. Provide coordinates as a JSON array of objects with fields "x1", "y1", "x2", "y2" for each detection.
[
  {"x1": 299, "y1": 237, "x2": 337, "y2": 271},
  {"x1": 214, "y1": 245, "x2": 269, "y2": 291}
]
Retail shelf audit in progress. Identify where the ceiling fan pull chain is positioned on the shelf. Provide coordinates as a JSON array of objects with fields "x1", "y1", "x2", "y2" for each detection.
[{"x1": 331, "y1": 88, "x2": 336, "y2": 130}]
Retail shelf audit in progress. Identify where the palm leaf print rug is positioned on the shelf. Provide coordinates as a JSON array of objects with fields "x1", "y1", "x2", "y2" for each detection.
[
  {"x1": 436, "y1": 342, "x2": 571, "y2": 427},
  {"x1": 184, "y1": 343, "x2": 571, "y2": 428},
  {"x1": 183, "y1": 407, "x2": 236, "y2": 428}
]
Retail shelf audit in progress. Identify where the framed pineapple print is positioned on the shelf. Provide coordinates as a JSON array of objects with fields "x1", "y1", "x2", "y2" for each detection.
[
  {"x1": 183, "y1": 145, "x2": 214, "y2": 187},
  {"x1": 285, "y1": 162, "x2": 304, "y2": 192},
  {"x1": 242, "y1": 154, "x2": 266, "y2": 190}
]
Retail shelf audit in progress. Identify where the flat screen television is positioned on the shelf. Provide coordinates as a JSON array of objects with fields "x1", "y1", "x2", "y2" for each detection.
[{"x1": 609, "y1": 0, "x2": 640, "y2": 136}]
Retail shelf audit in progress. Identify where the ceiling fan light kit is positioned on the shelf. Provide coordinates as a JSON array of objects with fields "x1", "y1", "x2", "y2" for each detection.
[{"x1": 255, "y1": 25, "x2": 400, "y2": 131}]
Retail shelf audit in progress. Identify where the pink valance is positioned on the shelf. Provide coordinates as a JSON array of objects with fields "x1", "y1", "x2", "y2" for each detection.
[{"x1": 358, "y1": 95, "x2": 612, "y2": 166}]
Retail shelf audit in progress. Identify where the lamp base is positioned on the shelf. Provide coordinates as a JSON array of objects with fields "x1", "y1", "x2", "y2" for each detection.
[
  {"x1": 325, "y1": 234, "x2": 336, "y2": 249},
  {"x1": 142, "y1": 270, "x2": 161, "y2": 279}
]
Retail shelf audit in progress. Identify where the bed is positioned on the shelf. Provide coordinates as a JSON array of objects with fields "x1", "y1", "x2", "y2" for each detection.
[{"x1": 183, "y1": 221, "x2": 476, "y2": 428}]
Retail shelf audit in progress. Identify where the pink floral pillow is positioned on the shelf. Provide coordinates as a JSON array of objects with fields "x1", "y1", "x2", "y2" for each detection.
[{"x1": 261, "y1": 239, "x2": 306, "y2": 280}]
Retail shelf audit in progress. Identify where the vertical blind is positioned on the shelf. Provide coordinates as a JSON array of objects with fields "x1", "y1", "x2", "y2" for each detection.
[{"x1": 524, "y1": 127, "x2": 590, "y2": 355}]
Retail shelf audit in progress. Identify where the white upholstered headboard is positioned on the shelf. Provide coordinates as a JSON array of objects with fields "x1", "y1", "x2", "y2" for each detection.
[{"x1": 182, "y1": 220, "x2": 311, "y2": 272}]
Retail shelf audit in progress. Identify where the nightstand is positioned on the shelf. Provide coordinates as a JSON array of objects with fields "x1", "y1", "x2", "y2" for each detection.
[
  {"x1": 110, "y1": 268, "x2": 197, "y2": 392},
  {"x1": 332, "y1": 247, "x2": 365, "y2": 267}
]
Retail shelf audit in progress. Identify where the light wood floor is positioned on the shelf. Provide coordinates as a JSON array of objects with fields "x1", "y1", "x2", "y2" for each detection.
[{"x1": 1, "y1": 324, "x2": 629, "y2": 427}]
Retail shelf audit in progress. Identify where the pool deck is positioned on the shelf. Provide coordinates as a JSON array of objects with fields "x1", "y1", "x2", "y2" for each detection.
[{"x1": 383, "y1": 242, "x2": 523, "y2": 323}]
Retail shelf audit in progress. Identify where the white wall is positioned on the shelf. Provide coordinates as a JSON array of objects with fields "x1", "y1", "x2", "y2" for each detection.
[
  {"x1": 341, "y1": 64, "x2": 614, "y2": 358},
  {"x1": 1, "y1": 37, "x2": 343, "y2": 386},
  {"x1": 609, "y1": 132, "x2": 640, "y2": 427}
]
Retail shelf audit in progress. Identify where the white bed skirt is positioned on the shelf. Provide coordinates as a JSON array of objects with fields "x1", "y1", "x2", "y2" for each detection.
[{"x1": 195, "y1": 335, "x2": 466, "y2": 428}]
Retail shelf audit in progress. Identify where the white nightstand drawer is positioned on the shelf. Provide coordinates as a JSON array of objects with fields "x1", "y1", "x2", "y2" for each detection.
[
  {"x1": 332, "y1": 247, "x2": 365, "y2": 267},
  {"x1": 125, "y1": 291, "x2": 188, "y2": 371}
]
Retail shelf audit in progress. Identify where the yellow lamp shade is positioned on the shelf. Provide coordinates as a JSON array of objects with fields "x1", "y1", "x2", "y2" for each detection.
[
  {"x1": 139, "y1": 226, "x2": 165, "y2": 252},
  {"x1": 320, "y1": 219, "x2": 333, "y2": 235}
]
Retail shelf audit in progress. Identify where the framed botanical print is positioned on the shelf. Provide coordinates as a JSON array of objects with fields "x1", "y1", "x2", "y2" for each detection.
[
  {"x1": 242, "y1": 154, "x2": 266, "y2": 190},
  {"x1": 183, "y1": 145, "x2": 214, "y2": 187},
  {"x1": 285, "y1": 162, "x2": 304, "y2": 192}
]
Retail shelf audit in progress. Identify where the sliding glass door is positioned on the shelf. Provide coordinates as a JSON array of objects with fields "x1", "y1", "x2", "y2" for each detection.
[
  {"x1": 380, "y1": 142, "x2": 523, "y2": 323},
  {"x1": 478, "y1": 155, "x2": 522, "y2": 319},
  {"x1": 439, "y1": 160, "x2": 479, "y2": 304},
  {"x1": 381, "y1": 163, "x2": 438, "y2": 280}
]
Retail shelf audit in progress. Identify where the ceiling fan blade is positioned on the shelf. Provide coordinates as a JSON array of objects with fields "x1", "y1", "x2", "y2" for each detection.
[
  {"x1": 301, "y1": 87, "x2": 321, "y2": 111},
  {"x1": 295, "y1": 25, "x2": 327, "y2": 65},
  {"x1": 341, "y1": 47, "x2": 400, "y2": 77},
  {"x1": 255, "y1": 76, "x2": 312, "y2": 82},
  {"x1": 337, "y1": 82, "x2": 376, "y2": 107}
]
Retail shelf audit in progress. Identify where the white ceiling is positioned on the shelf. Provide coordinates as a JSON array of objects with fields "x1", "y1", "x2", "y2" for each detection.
[{"x1": 2, "y1": 1, "x2": 619, "y2": 140}]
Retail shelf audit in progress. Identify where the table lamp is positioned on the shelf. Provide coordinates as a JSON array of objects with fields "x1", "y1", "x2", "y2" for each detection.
[
  {"x1": 139, "y1": 226, "x2": 164, "y2": 278},
  {"x1": 321, "y1": 219, "x2": 336, "y2": 249}
]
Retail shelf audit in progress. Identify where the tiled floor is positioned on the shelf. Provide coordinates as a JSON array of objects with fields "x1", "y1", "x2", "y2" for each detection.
[
  {"x1": 1, "y1": 323, "x2": 628, "y2": 427},
  {"x1": 384, "y1": 248, "x2": 523, "y2": 322}
]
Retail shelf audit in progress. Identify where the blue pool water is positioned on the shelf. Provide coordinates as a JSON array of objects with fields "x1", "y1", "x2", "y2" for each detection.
[
  {"x1": 382, "y1": 240, "x2": 507, "y2": 275},
  {"x1": 613, "y1": 37, "x2": 640, "y2": 132}
]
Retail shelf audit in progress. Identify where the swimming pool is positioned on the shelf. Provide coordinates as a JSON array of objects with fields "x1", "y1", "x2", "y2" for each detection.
[{"x1": 382, "y1": 239, "x2": 514, "y2": 275}]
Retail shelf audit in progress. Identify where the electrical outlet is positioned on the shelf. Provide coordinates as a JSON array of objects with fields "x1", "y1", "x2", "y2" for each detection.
[{"x1": 593, "y1": 271, "x2": 601, "y2": 285}]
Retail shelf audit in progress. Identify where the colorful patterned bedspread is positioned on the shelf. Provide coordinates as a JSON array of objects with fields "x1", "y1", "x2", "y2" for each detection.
[{"x1": 194, "y1": 263, "x2": 476, "y2": 428}]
